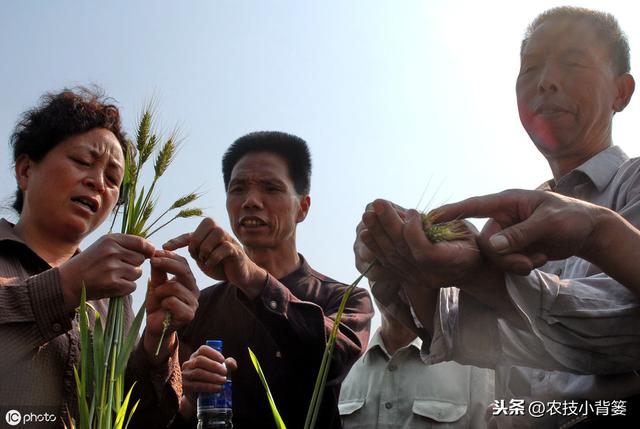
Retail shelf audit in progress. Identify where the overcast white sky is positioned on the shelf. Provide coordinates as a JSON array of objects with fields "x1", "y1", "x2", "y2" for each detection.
[{"x1": 1, "y1": 0, "x2": 639, "y2": 333}]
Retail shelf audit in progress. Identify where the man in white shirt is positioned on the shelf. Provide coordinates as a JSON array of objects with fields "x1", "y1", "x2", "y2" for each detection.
[{"x1": 339, "y1": 301, "x2": 493, "y2": 428}]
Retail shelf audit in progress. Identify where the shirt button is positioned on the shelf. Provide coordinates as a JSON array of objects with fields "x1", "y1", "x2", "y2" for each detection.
[
  {"x1": 269, "y1": 300, "x2": 278, "y2": 310},
  {"x1": 385, "y1": 402, "x2": 393, "y2": 409},
  {"x1": 388, "y1": 364, "x2": 397, "y2": 372},
  {"x1": 52, "y1": 323, "x2": 62, "y2": 333}
]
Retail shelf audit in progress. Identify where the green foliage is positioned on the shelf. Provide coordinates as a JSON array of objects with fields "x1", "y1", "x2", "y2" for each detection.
[
  {"x1": 70, "y1": 289, "x2": 141, "y2": 429},
  {"x1": 248, "y1": 348, "x2": 287, "y2": 429},
  {"x1": 70, "y1": 105, "x2": 203, "y2": 428}
]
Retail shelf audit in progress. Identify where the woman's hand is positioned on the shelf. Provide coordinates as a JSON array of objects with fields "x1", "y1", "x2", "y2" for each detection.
[
  {"x1": 58, "y1": 233, "x2": 155, "y2": 311},
  {"x1": 144, "y1": 249, "x2": 200, "y2": 361}
]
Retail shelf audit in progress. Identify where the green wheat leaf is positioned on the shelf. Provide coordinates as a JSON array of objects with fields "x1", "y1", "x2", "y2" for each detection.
[
  {"x1": 124, "y1": 400, "x2": 140, "y2": 429},
  {"x1": 248, "y1": 348, "x2": 287, "y2": 429},
  {"x1": 114, "y1": 383, "x2": 136, "y2": 429},
  {"x1": 115, "y1": 300, "x2": 147, "y2": 376},
  {"x1": 304, "y1": 263, "x2": 373, "y2": 429}
]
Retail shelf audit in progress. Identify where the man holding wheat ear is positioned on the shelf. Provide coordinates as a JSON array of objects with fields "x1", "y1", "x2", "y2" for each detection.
[{"x1": 355, "y1": 6, "x2": 640, "y2": 428}]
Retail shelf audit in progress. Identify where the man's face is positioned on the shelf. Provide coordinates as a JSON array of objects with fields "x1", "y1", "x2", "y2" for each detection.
[
  {"x1": 226, "y1": 151, "x2": 309, "y2": 251},
  {"x1": 516, "y1": 18, "x2": 619, "y2": 160}
]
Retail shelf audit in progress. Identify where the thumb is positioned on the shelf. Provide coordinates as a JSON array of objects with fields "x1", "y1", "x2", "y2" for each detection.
[
  {"x1": 487, "y1": 219, "x2": 540, "y2": 255},
  {"x1": 149, "y1": 256, "x2": 169, "y2": 288}
]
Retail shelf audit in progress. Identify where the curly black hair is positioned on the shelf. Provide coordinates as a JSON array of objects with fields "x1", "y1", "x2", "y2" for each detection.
[{"x1": 10, "y1": 86, "x2": 131, "y2": 213}]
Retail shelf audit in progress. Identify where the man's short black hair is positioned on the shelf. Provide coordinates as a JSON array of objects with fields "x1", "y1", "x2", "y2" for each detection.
[
  {"x1": 222, "y1": 131, "x2": 312, "y2": 195},
  {"x1": 521, "y1": 6, "x2": 631, "y2": 75}
]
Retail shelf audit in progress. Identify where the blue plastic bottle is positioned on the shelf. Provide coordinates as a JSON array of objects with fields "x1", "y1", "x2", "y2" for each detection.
[{"x1": 197, "y1": 340, "x2": 233, "y2": 429}]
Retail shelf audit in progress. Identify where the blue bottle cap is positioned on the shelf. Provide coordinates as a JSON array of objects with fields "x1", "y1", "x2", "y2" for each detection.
[{"x1": 206, "y1": 339, "x2": 223, "y2": 351}]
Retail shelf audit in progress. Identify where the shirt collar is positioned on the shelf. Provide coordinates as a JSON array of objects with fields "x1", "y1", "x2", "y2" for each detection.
[
  {"x1": 0, "y1": 218, "x2": 25, "y2": 244},
  {"x1": 0, "y1": 218, "x2": 54, "y2": 271},
  {"x1": 574, "y1": 146, "x2": 628, "y2": 192},
  {"x1": 0, "y1": 218, "x2": 80, "y2": 264},
  {"x1": 277, "y1": 253, "x2": 312, "y2": 282},
  {"x1": 366, "y1": 328, "x2": 422, "y2": 359},
  {"x1": 550, "y1": 146, "x2": 628, "y2": 192}
]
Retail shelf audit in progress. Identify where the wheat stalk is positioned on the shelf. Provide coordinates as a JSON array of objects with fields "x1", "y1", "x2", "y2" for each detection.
[{"x1": 72, "y1": 104, "x2": 201, "y2": 428}]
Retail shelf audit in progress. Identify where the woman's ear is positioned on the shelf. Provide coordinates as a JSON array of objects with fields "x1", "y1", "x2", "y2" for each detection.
[{"x1": 15, "y1": 154, "x2": 33, "y2": 192}]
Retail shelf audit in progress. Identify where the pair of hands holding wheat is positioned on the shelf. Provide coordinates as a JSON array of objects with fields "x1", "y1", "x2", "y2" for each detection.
[
  {"x1": 56, "y1": 233, "x2": 198, "y2": 362},
  {"x1": 354, "y1": 190, "x2": 624, "y2": 290}
]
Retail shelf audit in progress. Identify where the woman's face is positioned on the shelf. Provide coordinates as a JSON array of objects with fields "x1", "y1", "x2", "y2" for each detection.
[{"x1": 17, "y1": 128, "x2": 125, "y2": 243}]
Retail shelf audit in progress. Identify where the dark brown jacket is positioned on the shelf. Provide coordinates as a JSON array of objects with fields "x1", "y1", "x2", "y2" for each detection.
[{"x1": 176, "y1": 255, "x2": 374, "y2": 429}]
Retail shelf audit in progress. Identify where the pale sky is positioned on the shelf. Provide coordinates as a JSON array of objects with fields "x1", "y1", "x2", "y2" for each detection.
[{"x1": 1, "y1": 0, "x2": 639, "y2": 333}]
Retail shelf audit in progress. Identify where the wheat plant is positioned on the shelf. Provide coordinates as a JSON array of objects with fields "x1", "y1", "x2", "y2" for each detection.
[{"x1": 67, "y1": 106, "x2": 202, "y2": 429}]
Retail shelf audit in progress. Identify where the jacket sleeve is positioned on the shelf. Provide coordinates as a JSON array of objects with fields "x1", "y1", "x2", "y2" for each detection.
[
  {"x1": 126, "y1": 335, "x2": 182, "y2": 428},
  {"x1": 239, "y1": 273, "x2": 374, "y2": 384},
  {"x1": 0, "y1": 267, "x2": 74, "y2": 368},
  {"x1": 123, "y1": 298, "x2": 181, "y2": 428}
]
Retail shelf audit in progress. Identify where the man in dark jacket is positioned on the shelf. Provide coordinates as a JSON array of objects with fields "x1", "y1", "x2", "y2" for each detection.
[{"x1": 167, "y1": 131, "x2": 374, "y2": 428}]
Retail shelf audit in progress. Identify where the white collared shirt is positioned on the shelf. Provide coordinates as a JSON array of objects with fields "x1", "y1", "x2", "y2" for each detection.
[{"x1": 339, "y1": 329, "x2": 494, "y2": 428}]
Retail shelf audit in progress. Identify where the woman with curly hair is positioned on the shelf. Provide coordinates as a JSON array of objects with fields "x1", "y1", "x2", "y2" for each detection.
[{"x1": 1, "y1": 87, "x2": 199, "y2": 427}]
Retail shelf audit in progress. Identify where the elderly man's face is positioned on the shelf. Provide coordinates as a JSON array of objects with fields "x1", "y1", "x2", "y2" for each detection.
[
  {"x1": 516, "y1": 18, "x2": 619, "y2": 160},
  {"x1": 226, "y1": 151, "x2": 309, "y2": 251}
]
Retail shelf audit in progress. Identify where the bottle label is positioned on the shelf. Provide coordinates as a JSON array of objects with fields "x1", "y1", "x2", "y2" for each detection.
[{"x1": 198, "y1": 381, "x2": 232, "y2": 410}]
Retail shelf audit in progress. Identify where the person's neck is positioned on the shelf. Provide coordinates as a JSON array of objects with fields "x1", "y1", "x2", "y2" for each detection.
[
  {"x1": 379, "y1": 324, "x2": 416, "y2": 356},
  {"x1": 13, "y1": 219, "x2": 77, "y2": 267},
  {"x1": 245, "y1": 242, "x2": 301, "y2": 280},
  {"x1": 547, "y1": 139, "x2": 612, "y2": 182}
]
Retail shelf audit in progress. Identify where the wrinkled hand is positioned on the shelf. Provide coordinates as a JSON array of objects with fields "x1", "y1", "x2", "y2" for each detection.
[
  {"x1": 58, "y1": 233, "x2": 155, "y2": 311},
  {"x1": 354, "y1": 201, "x2": 409, "y2": 283},
  {"x1": 180, "y1": 345, "x2": 238, "y2": 419},
  {"x1": 145, "y1": 249, "x2": 199, "y2": 337},
  {"x1": 164, "y1": 218, "x2": 267, "y2": 299},
  {"x1": 434, "y1": 189, "x2": 605, "y2": 275},
  {"x1": 359, "y1": 199, "x2": 482, "y2": 290}
]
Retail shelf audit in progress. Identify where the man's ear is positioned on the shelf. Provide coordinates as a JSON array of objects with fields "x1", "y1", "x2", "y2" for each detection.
[
  {"x1": 15, "y1": 154, "x2": 33, "y2": 192},
  {"x1": 296, "y1": 195, "x2": 311, "y2": 223},
  {"x1": 613, "y1": 73, "x2": 635, "y2": 112}
]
